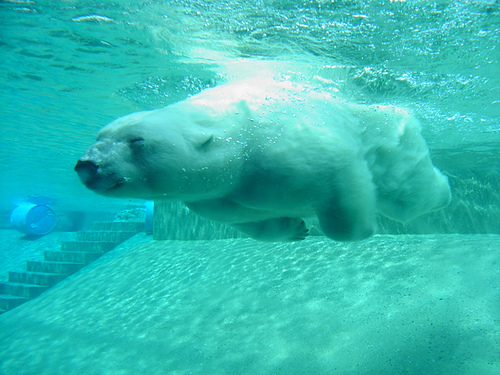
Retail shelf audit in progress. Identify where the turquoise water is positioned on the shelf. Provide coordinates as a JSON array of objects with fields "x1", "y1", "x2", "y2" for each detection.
[
  {"x1": 0, "y1": 1, "x2": 499, "y2": 373},
  {"x1": 1, "y1": 0, "x2": 499, "y2": 214},
  {"x1": 1, "y1": 235, "x2": 499, "y2": 374}
]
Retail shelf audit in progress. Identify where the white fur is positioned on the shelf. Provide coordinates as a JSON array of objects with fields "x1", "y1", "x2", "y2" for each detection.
[{"x1": 76, "y1": 78, "x2": 451, "y2": 241}]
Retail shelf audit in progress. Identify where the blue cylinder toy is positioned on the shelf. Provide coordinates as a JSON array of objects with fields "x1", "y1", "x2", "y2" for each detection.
[{"x1": 10, "y1": 203, "x2": 56, "y2": 236}]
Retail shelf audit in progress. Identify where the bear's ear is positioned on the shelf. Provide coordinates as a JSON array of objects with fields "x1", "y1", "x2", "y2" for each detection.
[{"x1": 196, "y1": 133, "x2": 214, "y2": 151}]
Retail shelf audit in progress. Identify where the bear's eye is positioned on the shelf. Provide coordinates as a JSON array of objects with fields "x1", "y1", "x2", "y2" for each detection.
[{"x1": 129, "y1": 137, "x2": 145, "y2": 145}]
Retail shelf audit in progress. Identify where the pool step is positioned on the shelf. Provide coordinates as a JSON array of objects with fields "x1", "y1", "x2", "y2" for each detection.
[
  {"x1": 8, "y1": 271, "x2": 67, "y2": 287},
  {"x1": 0, "y1": 281, "x2": 49, "y2": 299},
  {"x1": 92, "y1": 221, "x2": 144, "y2": 232},
  {"x1": 76, "y1": 231, "x2": 137, "y2": 242},
  {"x1": 44, "y1": 250, "x2": 102, "y2": 264},
  {"x1": 0, "y1": 221, "x2": 142, "y2": 315},
  {"x1": 0, "y1": 295, "x2": 30, "y2": 311},
  {"x1": 26, "y1": 260, "x2": 85, "y2": 275}
]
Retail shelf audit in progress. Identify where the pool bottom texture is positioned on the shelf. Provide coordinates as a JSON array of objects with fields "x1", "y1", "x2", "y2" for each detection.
[{"x1": 0, "y1": 235, "x2": 498, "y2": 375}]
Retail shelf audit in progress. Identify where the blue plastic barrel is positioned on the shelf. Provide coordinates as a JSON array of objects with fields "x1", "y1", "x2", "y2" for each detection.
[{"x1": 10, "y1": 203, "x2": 56, "y2": 236}]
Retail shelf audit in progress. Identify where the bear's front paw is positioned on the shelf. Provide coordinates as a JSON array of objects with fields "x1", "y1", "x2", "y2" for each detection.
[
  {"x1": 288, "y1": 218, "x2": 309, "y2": 241},
  {"x1": 232, "y1": 217, "x2": 309, "y2": 242}
]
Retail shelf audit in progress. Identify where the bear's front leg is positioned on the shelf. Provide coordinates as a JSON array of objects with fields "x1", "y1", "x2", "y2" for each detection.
[
  {"x1": 186, "y1": 199, "x2": 309, "y2": 241},
  {"x1": 232, "y1": 217, "x2": 309, "y2": 242}
]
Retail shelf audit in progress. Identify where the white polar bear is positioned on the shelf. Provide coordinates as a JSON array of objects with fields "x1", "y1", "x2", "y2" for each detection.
[{"x1": 75, "y1": 78, "x2": 451, "y2": 242}]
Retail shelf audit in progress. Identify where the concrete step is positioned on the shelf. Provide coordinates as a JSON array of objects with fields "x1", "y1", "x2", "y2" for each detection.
[
  {"x1": 0, "y1": 282, "x2": 49, "y2": 299},
  {"x1": 92, "y1": 221, "x2": 143, "y2": 232},
  {"x1": 44, "y1": 250, "x2": 102, "y2": 264},
  {"x1": 0, "y1": 295, "x2": 30, "y2": 311},
  {"x1": 1, "y1": 221, "x2": 141, "y2": 314},
  {"x1": 9, "y1": 271, "x2": 67, "y2": 287},
  {"x1": 60, "y1": 241, "x2": 119, "y2": 253},
  {"x1": 26, "y1": 261, "x2": 84, "y2": 275},
  {"x1": 76, "y1": 231, "x2": 137, "y2": 242}
]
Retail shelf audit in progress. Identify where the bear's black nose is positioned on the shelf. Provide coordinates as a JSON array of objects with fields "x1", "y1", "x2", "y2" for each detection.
[{"x1": 74, "y1": 160, "x2": 99, "y2": 188}]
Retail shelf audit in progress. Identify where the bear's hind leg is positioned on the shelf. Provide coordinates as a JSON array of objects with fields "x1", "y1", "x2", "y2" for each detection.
[
  {"x1": 232, "y1": 217, "x2": 309, "y2": 242},
  {"x1": 318, "y1": 206, "x2": 375, "y2": 241},
  {"x1": 316, "y1": 198, "x2": 376, "y2": 242},
  {"x1": 316, "y1": 164, "x2": 377, "y2": 242}
]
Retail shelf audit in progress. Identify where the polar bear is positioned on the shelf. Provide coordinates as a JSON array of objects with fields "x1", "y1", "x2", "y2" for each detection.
[{"x1": 75, "y1": 78, "x2": 451, "y2": 242}]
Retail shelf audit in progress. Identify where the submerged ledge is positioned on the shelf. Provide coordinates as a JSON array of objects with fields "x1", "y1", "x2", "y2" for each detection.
[{"x1": 0, "y1": 235, "x2": 498, "y2": 375}]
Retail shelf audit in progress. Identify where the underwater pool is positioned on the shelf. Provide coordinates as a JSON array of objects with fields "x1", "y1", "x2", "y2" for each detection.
[{"x1": 0, "y1": 0, "x2": 499, "y2": 374}]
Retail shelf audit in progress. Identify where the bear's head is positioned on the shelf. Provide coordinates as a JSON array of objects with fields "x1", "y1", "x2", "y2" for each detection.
[{"x1": 75, "y1": 107, "x2": 239, "y2": 201}]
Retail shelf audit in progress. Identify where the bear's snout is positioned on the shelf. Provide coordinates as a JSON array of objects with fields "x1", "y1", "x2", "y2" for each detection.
[
  {"x1": 75, "y1": 159, "x2": 99, "y2": 189},
  {"x1": 75, "y1": 158, "x2": 127, "y2": 194}
]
